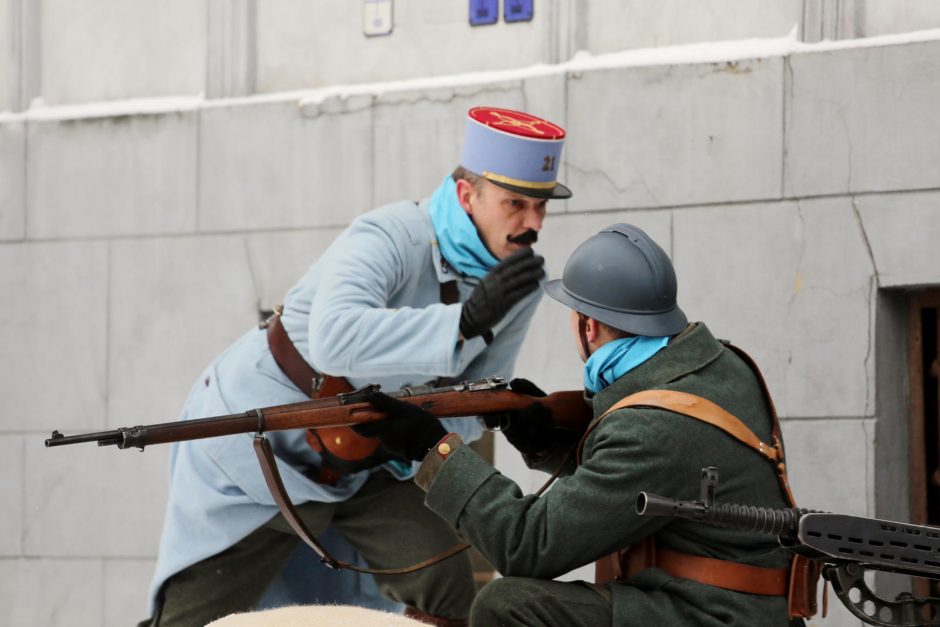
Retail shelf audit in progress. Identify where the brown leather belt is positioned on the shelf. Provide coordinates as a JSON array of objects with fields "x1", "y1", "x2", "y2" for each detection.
[
  {"x1": 656, "y1": 546, "x2": 789, "y2": 597},
  {"x1": 266, "y1": 310, "x2": 325, "y2": 398},
  {"x1": 598, "y1": 538, "x2": 788, "y2": 597}
]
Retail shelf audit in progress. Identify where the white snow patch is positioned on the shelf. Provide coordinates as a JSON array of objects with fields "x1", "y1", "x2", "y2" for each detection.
[{"x1": 2, "y1": 26, "x2": 940, "y2": 123}]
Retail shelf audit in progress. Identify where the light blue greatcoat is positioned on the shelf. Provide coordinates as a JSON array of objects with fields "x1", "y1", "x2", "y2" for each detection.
[{"x1": 147, "y1": 198, "x2": 542, "y2": 612}]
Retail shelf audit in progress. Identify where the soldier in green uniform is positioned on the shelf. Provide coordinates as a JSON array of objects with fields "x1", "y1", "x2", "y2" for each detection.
[{"x1": 357, "y1": 224, "x2": 793, "y2": 626}]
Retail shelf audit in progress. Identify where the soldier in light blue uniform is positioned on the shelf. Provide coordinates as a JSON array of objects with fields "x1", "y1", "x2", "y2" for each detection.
[{"x1": 140, "y1": 107, "x2": 572, "y2": 627}]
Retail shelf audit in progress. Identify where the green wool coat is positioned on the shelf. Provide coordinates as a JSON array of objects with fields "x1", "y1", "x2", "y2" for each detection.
[{"x1": 422, "y1": 323, "x2": 792, "y2": 626}]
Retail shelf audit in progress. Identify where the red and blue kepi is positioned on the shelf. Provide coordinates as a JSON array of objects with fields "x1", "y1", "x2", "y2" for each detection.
[{"x1": 460, "y1": 106, "x2": 572, "y2": 199}]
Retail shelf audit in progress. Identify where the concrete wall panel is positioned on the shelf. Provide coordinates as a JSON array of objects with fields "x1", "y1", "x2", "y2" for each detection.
[
  {"x1": 785, "y1": 41, "x2": 940, "y2": 197},
  {"x1": 199, "y1": 102, "x2": 304, "y2": 231},
  {"x1": 864, "y1": 1, "x2": 940, "y2": 37},
  {"x1": 0, "y1": 0, "x2": 10, "y2": 111},
  {"x1": 856, "y1": 190, "x2": 940, "y2": 288},
  {"x1": 783, "y1": 418, "x2": 874, "y2": 516},
  {"x1": 199, "y1": 100, "x2": 373, "y2": 231},
  {"x1": 298, "y1": 97, "x2": 373, "y2": 226},
  {"x1": 245, "y1": 228, "x2": 344, "y2": 310},
  {"x1": 27, "y1": 113, "x2": 198, "y2": 239},
  {"x1": 0, "y1": 558, "x2": 103, "y2": 626},
  {"x1": 673, "y1": 197, "x2": 874, "y2": 418},
  {"x1": 24, "y1": 438, "x2": 168, "y2": 557},
  {"x1": 256, "y1": 0, "x2": 550, "y2": 94},
  {"x1": 108, "y1": 236, "x2": 258, "y2": 428},
  {"x1": 584, "y1": 0, "x2": 802, "y2": 54},
  {"x1": 0, "y1": 242, "x2": 108, "y2": 432},
  {"x1": 567, "y1": 57, "x2": 784, "y2": 212},
  {"x1": 40, "y1": 0, "x2": 206, "y2": 105},
  {"x1": 105, "y1": 559, "x2": 155, "y2": 625},
  {"x1": 0, "y1": 120, "x2": 25, "y2": 240},
  {"x1": 371, "y1": 83, "x2": 525, "y2": 207},
  {"x1": 0, "y1": 436, "x2": 23, "y2": 556}
]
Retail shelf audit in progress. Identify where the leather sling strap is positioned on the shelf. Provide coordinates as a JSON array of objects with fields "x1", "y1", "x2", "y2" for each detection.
[
  {"x1": 251, "y1": 279, "x2": 468, "y2": 575},
  {"x1": 253, "y1": 432, "x2": 470, "y2": 575}
]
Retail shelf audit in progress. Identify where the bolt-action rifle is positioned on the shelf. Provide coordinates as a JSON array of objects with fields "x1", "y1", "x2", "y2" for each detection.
[
  {"x1": 46, "y1": 376, "x2": 591, "y2": 576},
  {"x1": 44, "y1": 377, "x2": 590, "y2": 450},
  {"x1": 637, "y1": 467, "x2": 940, "y2": 627}
]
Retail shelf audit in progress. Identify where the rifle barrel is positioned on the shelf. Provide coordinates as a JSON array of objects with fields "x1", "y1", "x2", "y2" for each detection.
[
  {"x1": 45, "y1": 429, "x2": 124, "y2": 447},
  {"x1": 44, "y1": 377, "x2": 593, "y2": 452}
]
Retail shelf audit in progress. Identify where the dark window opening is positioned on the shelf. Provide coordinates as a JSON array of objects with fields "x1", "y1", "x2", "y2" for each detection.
[{"x1": 908, "y1": 290, "x2": 940, "y2": 597}]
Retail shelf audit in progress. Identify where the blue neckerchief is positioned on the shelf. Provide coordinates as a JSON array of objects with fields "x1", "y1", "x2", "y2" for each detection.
[
  {"x1": 583, "y1": 336, "x2": 670, "y2": 393},
  {"x1": 386, "y1": 459, "x2": 413, "y2": 477},
  {"x1": 429, "y1": 176, "x2": 499, "y2": 279}
]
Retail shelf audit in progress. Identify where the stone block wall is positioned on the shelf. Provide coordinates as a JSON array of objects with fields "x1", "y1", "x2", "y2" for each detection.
[
  {"x1": 3, "y1": 4, "x2": 940, "y2": 626},
  {"x1": 6, "y1": 0, "x2": 940, "y2": 110}
]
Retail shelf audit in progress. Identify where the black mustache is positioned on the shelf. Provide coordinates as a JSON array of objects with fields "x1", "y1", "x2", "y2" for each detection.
[{"x1": 507, "y1": 229, "x2": 538, "y2": 245}]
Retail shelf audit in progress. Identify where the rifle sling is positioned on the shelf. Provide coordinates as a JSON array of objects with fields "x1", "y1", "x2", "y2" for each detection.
[
  {"x1": 253, "y1": 280, "x2": 467, "y2": 575},
  {"x1": 252, "y1": 433, "x2": 470, "y2": 575}
]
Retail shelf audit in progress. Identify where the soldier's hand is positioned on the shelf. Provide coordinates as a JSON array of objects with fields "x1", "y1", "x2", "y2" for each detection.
[
  {"x1": 460, "y1": 248, "x2": 544, "y2": 342},
  {"x1": 353, "y1": 392, "x2": 447, "y2": 461},
  {"x1": 484, "y1": 378, "x2": 578, "y2": 458}
]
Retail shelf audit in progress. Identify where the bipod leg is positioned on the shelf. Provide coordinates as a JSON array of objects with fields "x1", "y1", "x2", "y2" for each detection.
[{"x1": 824, "y1": 563, "x2": 940, "y2": 626}]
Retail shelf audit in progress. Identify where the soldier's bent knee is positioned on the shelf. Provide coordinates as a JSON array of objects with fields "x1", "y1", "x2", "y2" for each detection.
[{"x1": 470, "y1": 577, "x2": 524, "y2": 624}]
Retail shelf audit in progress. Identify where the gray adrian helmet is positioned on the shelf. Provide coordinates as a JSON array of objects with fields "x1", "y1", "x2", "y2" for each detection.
[{"x1": 544, "y1": 224, "x2": 688, "y2": 337}]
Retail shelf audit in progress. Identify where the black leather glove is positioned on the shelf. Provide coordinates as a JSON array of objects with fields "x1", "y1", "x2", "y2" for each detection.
[
  {"x1": 483, "y1": 378, "x2": 571, "y2": 457},
  {"x1": 353, "y1": 392, "x2": 447, "y2": 461},
  {"x1": 460, "y1": 248, "x2": 545, "y2": 342}
]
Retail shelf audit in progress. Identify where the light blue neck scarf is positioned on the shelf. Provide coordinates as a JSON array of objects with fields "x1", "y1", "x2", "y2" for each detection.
[
  {"x1": 584, "y1": 336, "x2": 670, "y2": 394},
  {"x1": 428, "y1": 176, "x2": 499, "y2": 279}
]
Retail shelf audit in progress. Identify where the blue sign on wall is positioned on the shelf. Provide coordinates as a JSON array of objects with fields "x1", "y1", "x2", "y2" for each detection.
[
  {"x1": 469, "y1": 0, "x2": 498, "y2": 26},
  {"x1": 504, "y1": 0, "x2": 533, "y2": 23}
]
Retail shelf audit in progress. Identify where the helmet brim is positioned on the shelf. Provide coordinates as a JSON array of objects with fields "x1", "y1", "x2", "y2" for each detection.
[{"x1": 544, "y1": 279, "x2": 688, "y2": 337}]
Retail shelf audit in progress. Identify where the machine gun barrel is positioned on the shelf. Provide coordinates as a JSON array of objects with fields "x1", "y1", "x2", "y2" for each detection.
[{"x1": 636, "y1": 491, "x2": 806, "y2": 538}]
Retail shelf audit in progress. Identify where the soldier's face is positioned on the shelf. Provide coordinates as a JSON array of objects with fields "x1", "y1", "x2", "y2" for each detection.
[{"x1": 459, "y1": 179, "x2": 547, "y2": 260}]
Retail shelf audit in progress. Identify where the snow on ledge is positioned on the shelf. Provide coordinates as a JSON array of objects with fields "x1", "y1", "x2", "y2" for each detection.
[{"x1": 3, "y1": 26, "x2": 940, "y2": 123}]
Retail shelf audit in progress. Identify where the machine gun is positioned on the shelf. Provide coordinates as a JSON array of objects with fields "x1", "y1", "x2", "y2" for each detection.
[{"x1": 637, "y1": 467, "x2": 940, "y2": 627}]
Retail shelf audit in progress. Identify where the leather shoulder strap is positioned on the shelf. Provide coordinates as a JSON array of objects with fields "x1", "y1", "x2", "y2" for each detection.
[
  {"x1": 594, "y1": 390, "x2": 781, "y2": 464},
  {"x1": 576, "y1": 348, "x2": 797, "y2": 506},
  {"x1": 721, "y1": 342, "x2": 796, "y2": 506}
]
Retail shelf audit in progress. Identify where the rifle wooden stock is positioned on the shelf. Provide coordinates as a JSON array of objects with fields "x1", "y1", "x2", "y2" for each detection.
[{"x1": 45, "y1": 378, "x2": 593, "y2": 451}]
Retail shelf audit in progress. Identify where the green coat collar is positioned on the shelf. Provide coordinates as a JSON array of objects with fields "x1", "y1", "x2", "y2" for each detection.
[{"x1": 592, "y1": 322, "x2": 724, "y2": 418}]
